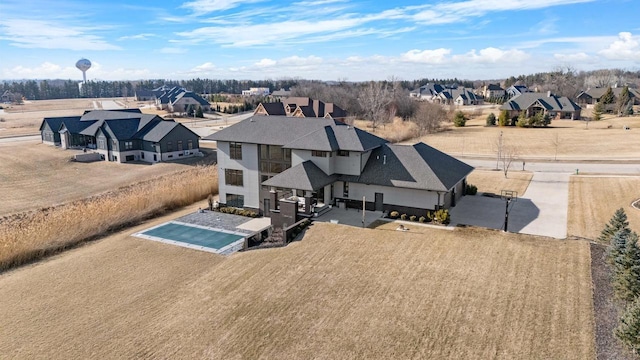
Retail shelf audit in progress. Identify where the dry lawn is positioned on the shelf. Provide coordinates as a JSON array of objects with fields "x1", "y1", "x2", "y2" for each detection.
[
  {"x1": 467, "y1": 169, "x2": 533, "y2": 195},
  {"x1": 0, "y1": 141, "x2": 215, "y2": 215},
  {"x1": 418, "y1": 114, "x2": 640, "y2": 159},
  {"x1": 568, "y1": 176, "x2": 640, "y2": 240},
  {"x1": 0, "y1": 165, "x2": 218, "y2": 270},
  {"x1": 0, "y1": 221, "x2": 595, "y2": 359}
]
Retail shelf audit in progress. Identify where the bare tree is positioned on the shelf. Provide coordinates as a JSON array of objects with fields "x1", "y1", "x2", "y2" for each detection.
[
  {"x1": 584, "y1": 69, "x2": 617, "y2": 88},
  {"x1": 542, "y1": 66, "x2": 580, "y2": 98},
  {"x1": 550, "y1": 133, "x2": 560, "y2": 161},
  {"x1": 494, "y1": 131, "x2": 504, "y2": 170},
  {"x1": 412, "y1": 102, "x2": 447, "y2": 135},
  {"x1": 358, "y1": 81, "x2": 392, "y2": 130},
  {"x1": 500, "y1": 145, "x2": 519, "y2": 178}
]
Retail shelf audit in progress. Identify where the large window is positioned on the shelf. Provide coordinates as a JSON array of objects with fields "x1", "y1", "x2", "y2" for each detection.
[
  {"x1": 225, "y1": 169, "x2": 244, "y2": 186},
  {"x1": 312, "y1": 150, "x2": 328, "y2": 157},
  {"x1": 167, "y1": 141, "x2": 173, "y2": 152},
  {"x1": 226, "y1": 194, "x2": 244, "y2": 208},
  {"x1": 338, "y1": 150, "x2": 349, "y2": 157},
  {"x1": 188, "y1": 140, "x2": 193, "y2": 150},
  {"x1": 177, "y1": 140, "x2": 183, "y2": 151},
  {"x1": 259, "y1": 144, "x2": 291, "y2": 175},
  {"x1": 343, "y1": 181, "x2": 349, "y2": 197},
  {"x1": 124, "y1": 141, "x2": 133, "y2": 150},
  {"x1": 230, "y1": 142, "x2": 242, "y2": 160}
]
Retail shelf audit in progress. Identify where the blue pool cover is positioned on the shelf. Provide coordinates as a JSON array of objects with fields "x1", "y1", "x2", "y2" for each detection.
[{"x1": 141, "y1": 222, "x2": 244, "y2": 250}]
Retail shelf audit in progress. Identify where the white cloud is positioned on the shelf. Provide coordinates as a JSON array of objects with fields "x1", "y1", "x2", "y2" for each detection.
[
  {"x1": 400, "y1": 49, "x2": 451, "y2": 64},
  {"x1": 118, "y1": 33, "x2": 156, "y2": 41},
  {"x1": 180, "y1": 0, "x2": 265, "y2": 14},
  {"x1": 0, "y1": 19, "x2": 121, "y2": 51},
  {"x1": 598, "y1": 32, "x2": 640, "y2": 61},
  {"x1": 553, "y1": 52, "x2": 592, "y2": 62},
  {"x1": 192, "y1": 62, "x2": 217, "y2": 71},
  {"x1": 293, "y1": 0, "x2": 347, "y2": 5},
  {"x1": 255, "y1": 58, "x2": 277, "y2": 67},
  {"x1": 159, "y1": 47, "x2": 187, "y2": 54},
  {"x1": 452, "y1": 47, "x2": 529, "y2": 63}
]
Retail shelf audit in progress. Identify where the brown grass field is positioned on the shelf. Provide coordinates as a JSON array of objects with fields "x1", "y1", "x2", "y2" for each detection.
[
  {"x1": 466, "y1": 169, "x2": 533, "y2": 195},
  {"x1": 0, "y1": 164, "x2": 218, "y2": 270},
  {"x1": 568, "y1": 176, "x2": 640, "y2": 240},
  {"x1": 0, "y1": 141, "x2": 216, "y2": 215},
  {"x1": 0, "y1": 220, "x2": 594, "y2": 359}
]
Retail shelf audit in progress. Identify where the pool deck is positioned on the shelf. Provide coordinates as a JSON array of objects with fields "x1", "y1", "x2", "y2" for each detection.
[{"x1": 134, "y1": 210, "x2": 271, "y2": 255}]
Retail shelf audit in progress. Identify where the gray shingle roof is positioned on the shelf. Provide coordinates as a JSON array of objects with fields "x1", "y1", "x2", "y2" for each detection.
[
  {"x1": 173, "y1": 91, "x2": 210, "y2": 106},
  {"x1": 500, "y1": 93, "x2": 581, "y2": 112},
  {"x1": 205, "y1": 115, "x2": 387, "y2": 151},
  {"x1": 259, "y1": 102, "x2": 286, "y2": 115},
  {"x1": 262, "y1": 161, "x2": 338, "y2": 191},
  {"x1": 40, "y1": 116, "x2": 79, "y2": 132},
  {"x1": 355, "y1": 143, "x2": 474, "y2": 191},
  {"x1": 139, "y1": 121, "x2": 180, "y2": 142}
]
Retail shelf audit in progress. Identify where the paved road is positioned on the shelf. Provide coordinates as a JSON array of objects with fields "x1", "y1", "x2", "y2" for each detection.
[
  {"x1": 461, "y1": 158, "x2": 640, "y2": 174},
  {"x1": 0, "y1": 135, "x2": 40, "y2": 144}
]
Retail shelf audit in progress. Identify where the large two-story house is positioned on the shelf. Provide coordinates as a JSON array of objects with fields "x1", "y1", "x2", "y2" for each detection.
[
  {"x1": 40, "y1": 109, "x2": 200, "y2": 163},
  {"x1": 205, "y1": 115, "x2": 473, "y2": 221}
]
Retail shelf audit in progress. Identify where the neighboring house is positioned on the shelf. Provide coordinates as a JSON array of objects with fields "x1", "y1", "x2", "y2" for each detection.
[
  {"x1": 205, "y1": 115, "x2": 473, "y2": 223},
  {"x1": 169, "y1": 91, "x2": 211, "y2": 113},
  {"x1": 434, "y1": 88, "x2": 484, "y2": 106},
  {"x1": 153, "y1": 86, "x2": 211, "y2": 113},
  {"x1": 134, "y1": 89, "x2": 155, "y2": 101},
  {"x1": 409, "y1": 83, "x2": 446, "y2": 101},
  {"x1": 242, "y1": 87, "x2": 270, "y2": 96},
  {"x1": 271, "y1": 88, "x2": 291, "y2": 98},
  {"x1": 576, "y1": 87, "x2": 640, "y2": 105},
  {"x1": 483, "y1": 84, "x2": 506, "y2": 99},
  {"x1": 257, "y1": 97, "x2": 348, "y2": 121},
  {"x1": 1, "y1": 90, "x2": 18, "y2": 103},
  {"x1": 506, "y1": 85, "x2": 531, "y2": 99},
  {"x1": 254, "y1": 102, "x2": 287, "y2": 116},
  {"x1": 39, "y1": 109, "x2": 200, "y2": 163},
  {"x1": 500, "y1": 92, "x2": 582, "y2": 120}
]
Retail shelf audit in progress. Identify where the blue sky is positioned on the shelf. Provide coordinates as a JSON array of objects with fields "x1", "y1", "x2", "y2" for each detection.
[{"x1": 0, "y1": 0, "x2": 639, "y2": 81}]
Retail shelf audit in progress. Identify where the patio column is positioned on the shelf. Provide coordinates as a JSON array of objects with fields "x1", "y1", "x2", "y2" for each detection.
[
  {"x1": 270, "y1": 187, "x2": 279, "y2": 212},
  {"x1": 304, "y1": 190, "x2": 312, "y2": 214}
]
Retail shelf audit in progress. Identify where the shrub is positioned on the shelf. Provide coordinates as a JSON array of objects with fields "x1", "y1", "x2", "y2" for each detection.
[
  {"x1": 485, "y1": 113, "x2": 496, "y2": 126},
  {"x1": 419, "y1": 216, "x2": 426, "y2": 223},
  {"x1": 433, "y1": 209, "x2": 450, "y2": 224},
  {"x1": 400, "y1": 213, "x2": 407, "y2": 220},
  {"x1": 615, "y1": 296, "x2": 640, "y2": 355},
  {"x1": 465, "y1": 184, "x2": 478, "y2": 195},
  {"x1": 389, "y1": 211, "x2": 399, "y2": 219},
  {"x1": 409, "y1": 215, "x2": 417, "y2": 222},
  {"x1": 498, "y1": 110, "x2": 509, "y2": 126},
  {"x1": 426, "y1": 211, "x2": 434, "y2": 221},
  {"x1": 453, "y1": 111, "x2": 466, "y2": 127}
]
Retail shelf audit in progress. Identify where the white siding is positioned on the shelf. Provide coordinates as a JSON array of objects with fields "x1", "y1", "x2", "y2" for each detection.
[
  {"x1": 292, "y1": 149, "x2": 333, "y2": 174},
  {"x1": 217, "y1": 141, "x2": 260, "y2": 209},
  {"x1": 333, "y1": 151, "x2": 361, "y2": 176},
  {"x1": 346, "y1": 183, "x2": 439, "y2": 209}
]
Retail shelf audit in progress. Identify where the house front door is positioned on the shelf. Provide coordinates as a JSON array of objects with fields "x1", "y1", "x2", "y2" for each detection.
[{"x1": 374, "y1": 193, "x2": 383, "y2": 212}]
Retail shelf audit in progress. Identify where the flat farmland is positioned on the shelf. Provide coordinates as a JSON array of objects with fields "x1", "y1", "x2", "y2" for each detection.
[
  {"x1": 0, "y1": 141, "x2": 215, "y2": 215},
  {"x1": 568, "y1": 176, "x2": 640, "y2": 240},
  {"x1": 0, "y1": 221, "x2": 594, "y2": 359}
]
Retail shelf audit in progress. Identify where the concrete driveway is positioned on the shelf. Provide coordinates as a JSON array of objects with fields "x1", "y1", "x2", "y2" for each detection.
[{"x1": 450, "y1": 172, "x2": 569, "y2": 239}]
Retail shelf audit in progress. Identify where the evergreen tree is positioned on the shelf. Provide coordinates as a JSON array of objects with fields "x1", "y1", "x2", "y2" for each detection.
[
  {"x1": 615, "y1": 296, "x2": 640, "y2": 355},
  {"x1": 486, "y1": 112, "x2": 496, "y2": 126},
  {"x1": 196, "y1": 106, "x2": 204, "y2": 118},
  {"x1": 613, "y1": 232, "x2": 640, "y2": 301},
  {"x1": 498, "y1": 110, "x2": 509, "y2": 126},
  {"x1": 593, "y1": 101, "x2": 604, "y2": 121},
  {"x1": 616, "y1": 86, "x2": 632, "y2": 117},
  {"x1": 516, "y1": 111, "x2": 527, "y2": 127},
  {"x1": 599, "y1": 208, "x2": 630, "y2": 245},
  {"x1": 186, "y1": 104, "x2": 195, "y2": 116},
  {"x1": 600, "y1": 86, "x2": 615, "y2": 104},
  {"x1": 453, "y1": 111, "x2": 466, "y2": 127}
]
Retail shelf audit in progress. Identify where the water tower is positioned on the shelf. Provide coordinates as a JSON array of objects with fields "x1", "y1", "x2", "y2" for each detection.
[{"x1": 75, "y1": 58, "x2": 92, "y2": 83}]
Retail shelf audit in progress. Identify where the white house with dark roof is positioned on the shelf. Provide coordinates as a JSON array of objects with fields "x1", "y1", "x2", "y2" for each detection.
[
  {"x1": 205, "y1": 115, "x2": 473, "y2": 222},
  {"x1": 40, "y1": 109, "x2": 200, "y2": 163}
]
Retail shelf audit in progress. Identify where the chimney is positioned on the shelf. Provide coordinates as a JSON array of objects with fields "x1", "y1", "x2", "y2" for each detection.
[
  {"x1": 383, "y1": 155, "x2": 386, "y2": 165},
  {"x1": 547, "y1": 90, "x2": 552, "y2": 97}
]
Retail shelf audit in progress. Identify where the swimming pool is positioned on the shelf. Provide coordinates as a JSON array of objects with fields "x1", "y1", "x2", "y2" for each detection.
[{"x1": 134, "y1": 221, "x2": 247, "y2": 254}]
